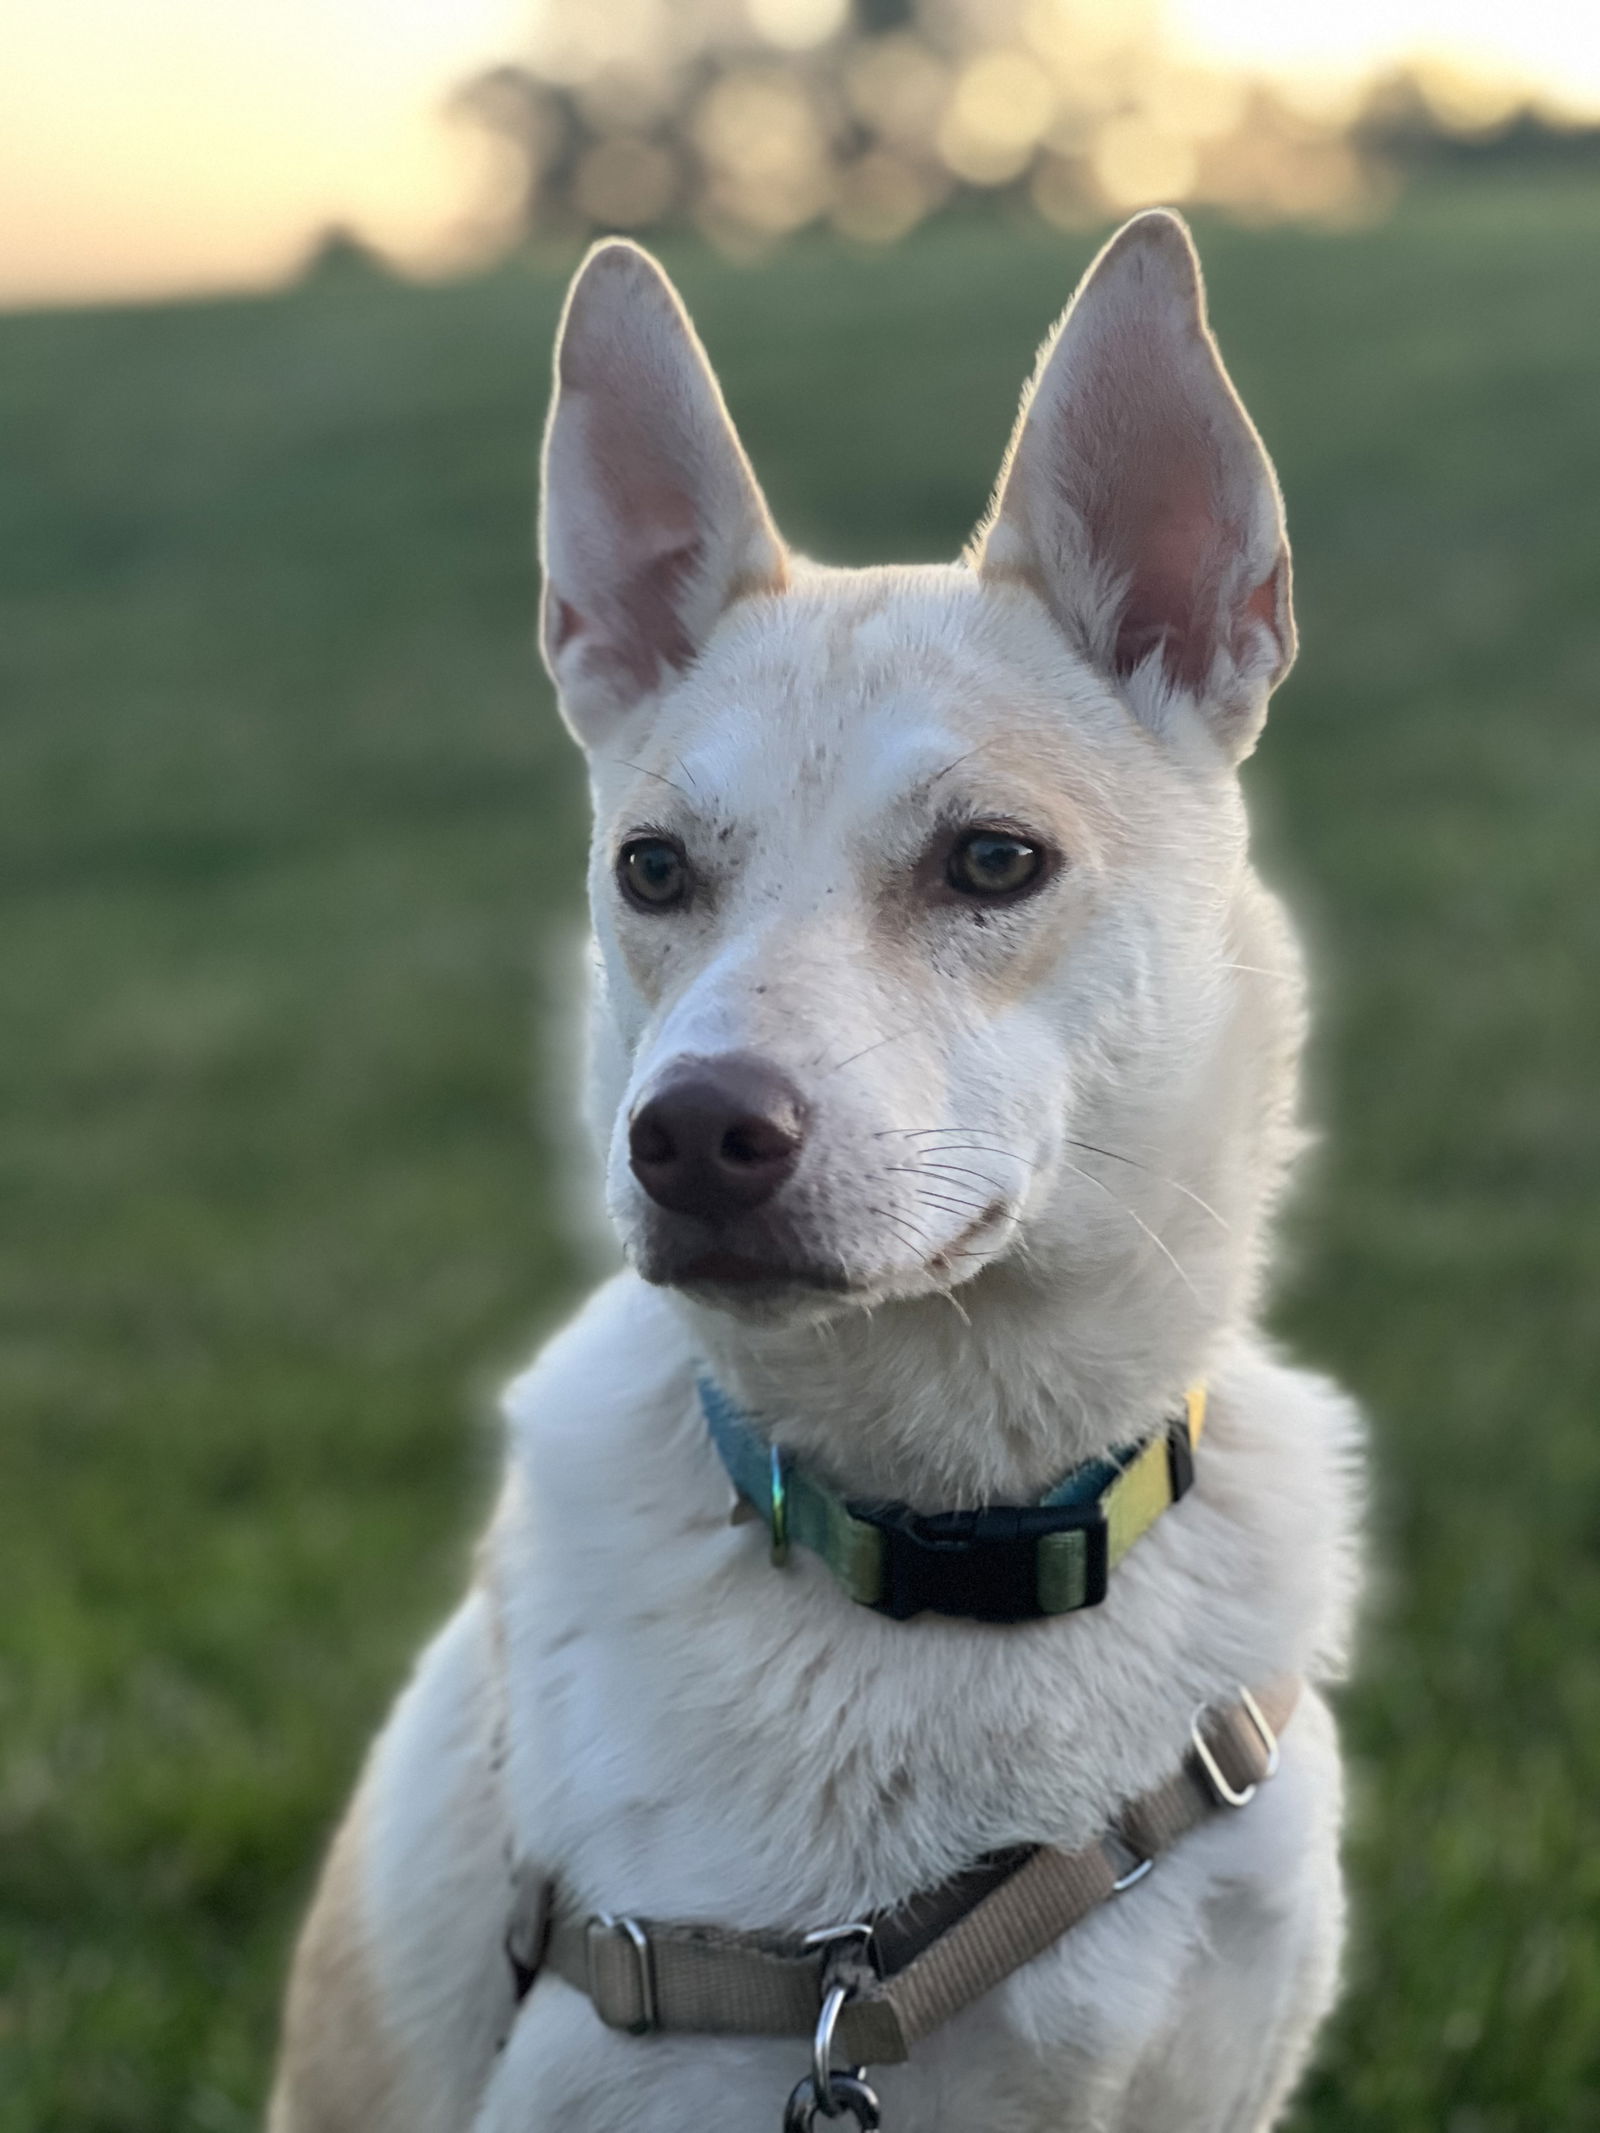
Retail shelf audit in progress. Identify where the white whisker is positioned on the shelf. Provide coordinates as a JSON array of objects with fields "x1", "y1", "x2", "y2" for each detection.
[
  {"x1": 1063, "y1": 1138, "x2": 1229, "y2": 1233},
  {"x1": 1058, "y1": 1156, "x2": 1201, "y2": 1301}
]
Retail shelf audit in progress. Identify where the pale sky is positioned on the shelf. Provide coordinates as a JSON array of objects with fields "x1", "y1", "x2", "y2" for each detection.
[
  {"x1": 2, "y1": 0, "x2": 1596, "y2": 309},
  {"x1": 1165, "y1": 0, "x2": 1600, "y2": 111},
  {"x1": 0, "y1": 0, "x2": 529, "y2": 306}
]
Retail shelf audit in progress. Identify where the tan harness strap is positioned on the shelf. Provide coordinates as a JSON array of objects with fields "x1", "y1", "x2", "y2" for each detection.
[
  {"x1": 861, "y1": 1838, "x2": 1120, "y2": 2057},
  {"x1": 860, "y1": 1673, "x2": 1301, "y2": 2058},
  {"x1": 539, "y1": 1677, "x2": 1301, "y2": 2066},
  {"x1": 545, "y1": 1915, "x2": 833, "y2": 2040}
]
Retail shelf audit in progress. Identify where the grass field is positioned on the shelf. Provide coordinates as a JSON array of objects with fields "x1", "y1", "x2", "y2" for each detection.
[{"x1": 3, "y1": 175, "x2": 1599, "y2": 2129}]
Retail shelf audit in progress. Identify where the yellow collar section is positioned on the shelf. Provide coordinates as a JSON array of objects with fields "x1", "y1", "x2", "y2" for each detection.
[
  {"x1": 700, "y1": 1381, "x2": 1207, "y2": 1625},
  {"x1": 1104, "y1": 1385, "x2": 1206, "y2": 1571}
]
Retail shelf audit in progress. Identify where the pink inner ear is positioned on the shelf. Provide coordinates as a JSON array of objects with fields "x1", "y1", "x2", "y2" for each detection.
[
  {"x1": 1242, "y1": 571, "x2": 1280, "y2": 633},
  {"x1": 549, "y1": 598, "x2": 582, "y2": 655},
  {"x1": 553, "y1": 395, "x2": 710, "y2": 691},
  {"x1": 1013, "y1": 278, "x2": 1286, "y2": 703},
  {"x1": 1103, "y1": 457, "x2": 1231, "y2": 691},
  {"x1": 609, "y1": 534, "x2": 704, "y2": 688},
  {"x1": 560, "y1": 533, "x2": 704, "y2": 696}
]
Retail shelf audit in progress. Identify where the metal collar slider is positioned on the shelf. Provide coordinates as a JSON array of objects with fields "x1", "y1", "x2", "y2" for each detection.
[
  {"x1": 589, "y1": 1912, "x2": 657, "y2": 2034},
  {"x1": 1191, "y1": 1684, "x2": 1281, "y2": 1809}
]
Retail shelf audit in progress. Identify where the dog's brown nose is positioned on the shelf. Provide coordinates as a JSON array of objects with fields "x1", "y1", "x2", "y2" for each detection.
[{"x1": 629, "y1": 1055, "x2": 806, "y2": 1222}]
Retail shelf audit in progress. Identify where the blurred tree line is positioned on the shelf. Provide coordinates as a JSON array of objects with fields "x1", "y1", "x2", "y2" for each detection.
[{"x1": 444, "y1": 0, "x2": 1600, "y2": 254}]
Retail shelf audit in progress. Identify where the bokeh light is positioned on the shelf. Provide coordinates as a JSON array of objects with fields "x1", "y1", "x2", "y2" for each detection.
[{"x1": 5, "y1": 0, "x2": 1600, "y2": 303}]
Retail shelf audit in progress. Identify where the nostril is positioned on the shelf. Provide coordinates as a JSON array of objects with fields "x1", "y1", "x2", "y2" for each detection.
[
  {"x1": 629, "y1": 1107, "x2": 676, "y2": 1168},
  {"x1": 720, "y1": 1116, "x2": 797, "y2": 1168}
]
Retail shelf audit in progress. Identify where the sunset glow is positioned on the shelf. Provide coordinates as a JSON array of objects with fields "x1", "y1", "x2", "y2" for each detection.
[{"x1": 2, "y1": 0, "x2": 1595, "y2": 309}]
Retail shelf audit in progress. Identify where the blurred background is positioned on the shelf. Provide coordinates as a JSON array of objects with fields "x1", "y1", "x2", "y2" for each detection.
[{"x1": 3, "y1": 3, "x2": 1599, "y2": 2127}]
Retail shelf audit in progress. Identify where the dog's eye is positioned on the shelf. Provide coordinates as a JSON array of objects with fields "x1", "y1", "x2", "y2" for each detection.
[
  {"x1": 618, "y1": 837, "x2": 689, "y2": 911},
  {"x1": 946, "y1": 828, "x2": 1044, "y2": 900}
]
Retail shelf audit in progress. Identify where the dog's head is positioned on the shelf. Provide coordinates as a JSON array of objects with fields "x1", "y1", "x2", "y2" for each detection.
[{"x1": 540, "y1": 212, "x2": 1303, "y2": 1337}]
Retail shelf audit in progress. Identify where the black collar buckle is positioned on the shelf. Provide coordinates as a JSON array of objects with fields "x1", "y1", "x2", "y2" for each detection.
[{"x1": 855, "y1": 1496, "x2": 1110, "y2": 1623}]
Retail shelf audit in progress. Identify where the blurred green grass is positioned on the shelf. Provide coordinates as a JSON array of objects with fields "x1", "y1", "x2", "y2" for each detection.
[{"x1": 3, "y1": 176, "x2": 1599, "y2": 2128}]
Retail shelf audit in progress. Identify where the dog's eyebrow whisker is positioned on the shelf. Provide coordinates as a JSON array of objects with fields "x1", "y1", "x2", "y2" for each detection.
[
  {"x1": 924, "y1": 740, "x2": 999, "y2": 793},
  {"x1": 819, "y1": 1028, "x2": 916, "y2": 1081},
  {"x1": 611, "y1": 756, "x2": 698, "y2": 802},
  {"x1": 1058, "y1": 1157, "x2": 1201, "y2": 1302},
  {"x1": 1061, "y1": 1138, "x2": 1230, "y2": 1233}
]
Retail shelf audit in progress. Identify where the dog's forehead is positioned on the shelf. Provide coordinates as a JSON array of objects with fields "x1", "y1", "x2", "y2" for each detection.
[{"x1": 630, "y1": 568, "x2": 1134, "y2": 838}]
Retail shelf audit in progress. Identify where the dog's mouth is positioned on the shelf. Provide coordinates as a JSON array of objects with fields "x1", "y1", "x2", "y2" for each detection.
[
  {"x1": 676, "y1": 1248, "x2": 854, "y2": 1296},
  {"x1": 635, "y1": 1197, "x2": 1014, "y2": 1309}
]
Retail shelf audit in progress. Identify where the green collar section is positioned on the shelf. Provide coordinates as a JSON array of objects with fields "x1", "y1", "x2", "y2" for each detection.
[{"x1": 700, "y1": 1378, "x2": 1207, "y2": 1625}]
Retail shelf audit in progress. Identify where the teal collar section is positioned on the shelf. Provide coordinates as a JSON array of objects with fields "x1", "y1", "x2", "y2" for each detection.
[
  {"x1": 701, "y1": 1374, "x2": 886, "y2": 1606},
  {"x1": 698, "y1": 1375, "x2": 1201, "y2": 1625}
]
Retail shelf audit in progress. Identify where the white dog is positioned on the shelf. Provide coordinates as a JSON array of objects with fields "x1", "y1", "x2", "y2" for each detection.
[{"x1": 270, "y1": 209, "x2": 1361, "y2": 2133}]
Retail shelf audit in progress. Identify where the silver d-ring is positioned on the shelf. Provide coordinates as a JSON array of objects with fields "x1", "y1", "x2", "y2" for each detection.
[
  {"x1": 811, "y1": 1982, "x2": 850, "y2": 2105},
  {"x1": 1237, "y1": 1685, "x2": 1281, "y2": 1778},
  {"x1": 1191, "y1": 1718, "x2": 1256, "y2": 1807}
]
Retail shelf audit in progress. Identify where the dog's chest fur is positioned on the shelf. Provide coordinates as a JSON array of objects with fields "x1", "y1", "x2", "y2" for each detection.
[{"x1": 472, "y1": 1278, "x2": 1358, "y2": 2131}]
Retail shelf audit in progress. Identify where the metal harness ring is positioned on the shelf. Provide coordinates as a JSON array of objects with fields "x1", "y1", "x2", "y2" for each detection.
[
  {"x1": 789, "y1": 1923, "x2": 880, "y2": 2127},
  {"x1": 811, "y1": 1982, "x2": 851, "y2": 2104}
]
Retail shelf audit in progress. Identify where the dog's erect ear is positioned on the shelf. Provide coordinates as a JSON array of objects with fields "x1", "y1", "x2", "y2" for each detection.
[
  {"x1": 975, "y1": 210, "x2": 1293, "y2": 761},
  {"x1": 539, "y1": 240, "x2": 788, "y2": 747}
]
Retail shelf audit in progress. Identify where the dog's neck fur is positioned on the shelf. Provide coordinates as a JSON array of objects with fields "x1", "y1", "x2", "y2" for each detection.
[{"x1": 685, "y1": 1266, "x2": 1205, "y2": 1513}]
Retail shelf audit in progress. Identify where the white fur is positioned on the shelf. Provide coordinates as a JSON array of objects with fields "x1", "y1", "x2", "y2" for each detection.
[{"x1": 271, "y1": 211, "x2": 1363, "y2": 2133}]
